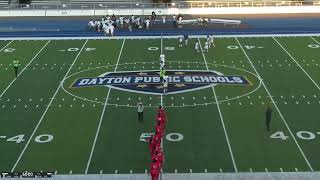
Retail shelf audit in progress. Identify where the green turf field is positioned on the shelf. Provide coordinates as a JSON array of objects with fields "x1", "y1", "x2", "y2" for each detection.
[{"x1": 0, "y1": 35, "x2": 320, "y2": 174}]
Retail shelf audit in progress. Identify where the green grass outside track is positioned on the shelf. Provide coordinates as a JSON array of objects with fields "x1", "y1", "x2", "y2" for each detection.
[{"x1": 0, "y1": 36, "x2": 319, "y2": 174}]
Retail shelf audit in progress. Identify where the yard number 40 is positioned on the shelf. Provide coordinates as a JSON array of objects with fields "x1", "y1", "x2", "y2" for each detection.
[
  {"x1": 6, "y1": 134, "x2": 53, "y2": 144},
  {"x1": 270, "y1": 131, "x2": 316, "y2": 141}
]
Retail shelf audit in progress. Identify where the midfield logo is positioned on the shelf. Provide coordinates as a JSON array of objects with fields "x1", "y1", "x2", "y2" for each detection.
[{"x1": 71, "y1": 70, "x2": 251, "y2": 95}]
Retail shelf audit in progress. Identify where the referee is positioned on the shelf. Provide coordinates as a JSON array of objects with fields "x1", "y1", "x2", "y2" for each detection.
[
  {"x1": 265, "y1": 106, "x2": 272, "y2": 131},
  {"x1": 137, "y1": 102, "x2": 144, "y2": 124}
]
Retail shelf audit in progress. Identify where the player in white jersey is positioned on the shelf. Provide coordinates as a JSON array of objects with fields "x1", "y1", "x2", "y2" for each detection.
[
  {"x1": 163, "y1": 76, "x2": 168, "y2": 94},
  {"x1": 209, "y1": 35, "x2": 215, "y2": 48},
  {"x1": 162, "y1": 16, "x2": 166, "y2": 24},
  {"x1": 119, "y1": 16, "x2": 124, "y2": 28},
  {"x1": 204, "y1": 41, "x2": 209, "y2": 53},
  {"x1": 178, "y1": 35, "x2": 183, "y2": 47},
  {"x1": 160, "y1": 54, "x2": 165, "y2": 68},
  {"x1": 206, "y1": 35, "x2": 210, "y2": 43},
  {"x1": 195, "y1": 42, "x2": 200, "y2": 53},
  {"x1": 145, "y1": 18, "x2": 150, "y2": 30}
]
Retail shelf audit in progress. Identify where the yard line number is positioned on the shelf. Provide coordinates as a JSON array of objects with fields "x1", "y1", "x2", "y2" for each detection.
[
  {"x1": 227, "y1": 45, "x2": 264, "y2": 50},
  {"x1": 148, "y1": 47, "x2": 175, "y2": 51},
  {"x1": 139, "y1": 133, "x2": 183, "y2": 142},
  {"x1": 58, "y1": 48, "x2": 96, "y2": 52},
  {"x1": 308, "y1": 44, "x2": 320, "y2": 48},
  {"x1": 1, "y1": 134, "x2": 53, "y2": 144},
  {"x1": 270, "y1": 131, "x2": 318, "y2": 141}
]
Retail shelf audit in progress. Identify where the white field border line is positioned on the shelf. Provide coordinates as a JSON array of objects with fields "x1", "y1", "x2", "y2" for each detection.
[
  {"x1": 310, "y1": 36, "x2": 320, "y2": 46},
  {"x1": 1, "y1": 33, "x2": 320, "y2": 41},
  {"x1": 273, "y1": 37, "x2": 320, "y2": 91},
  {"x1": 11, "y1": 39, "x2": 88, "y2": 172},
  {"x1": 235, "y1": 37, "x2": 314, "y2": 171},
  {"x1": 0, "y1": 40, "x2": 13, "y2": 52},
  {"x1": 197, "y1": 38, "x2": 238, "y2": 172},
  {"x1": 85, "y1": 39, "x2": 126, "y2": 174},
  {"x1": 0, "y1": 40, "x2": 51, "y2": 99},
  {"x1": 160, "y1": 35, "x2": 164, "y2": 179},
  {"x1": 160, "y1": 34, "x2": 163, "y2": 106}
]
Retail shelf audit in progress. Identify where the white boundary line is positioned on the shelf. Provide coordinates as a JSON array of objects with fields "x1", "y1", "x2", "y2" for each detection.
[
  {"x1": 310, "y1": 36, "x2": 320, "y2": 45},
  {"x1": 0, "y1": 33, "x2": 320, "y2": 41},
  {"x1": 160, "y1": 34, "x2": 164, "y2": 106},
  {"x1": 85, "y1": 39, "x2": 126, "y2": 174},
  {"x1": 273, "y1": 37, "x2": 320, "y2": 91},
  {"x1": 11, "y1": 39, "x2": 88, "y2": 172},
  {"x1": 198, "y1": 38, "x2": 238, "y2": 172},
  {"x1": 235, "y1": 37, "x2": 314, "y2": 171},
  {"x1": 0, "y1": 40, "x2": 13, "y2": 52},
  {"x1": 0, "y1": 40, "x2": 51, "y2": 99}
]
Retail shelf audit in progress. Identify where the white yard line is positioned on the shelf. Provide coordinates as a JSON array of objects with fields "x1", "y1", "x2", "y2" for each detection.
[
  {"x1": 235, "y1": 37, "x2": 314, "y2": 171},
  {"x1": 160, "y1": 34, "x2": 164, "y2": 106},
  {"x1": 310, "y1": 36, "x2": 320, "y2": 45},
  {"x1": 0, "y1": 40, "x2": 51, "y2": 99},
  {"x1": 0, "y1": 40, "x2": 13, "y2": 52},
  {"x1": 273, "y1": 37, "x2": 320, "y2": 91},
  {"x1": 85, "y1": 39, "x2": 126, "y2": 174},
  {"x1": 198, "y1": 38, "x2": 238, "y2": 172},
  {"x1": 11, "y1": 39, "x2": 88, "y2": 172},
  {"x1": 1, "y1": 33, "x2": 320, "y2": 41}
]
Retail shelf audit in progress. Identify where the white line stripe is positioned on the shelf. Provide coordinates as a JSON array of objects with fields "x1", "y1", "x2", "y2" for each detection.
[
  {"x1": 0, "y1": 40, "x2": 13, "y2": 52},
  {"x1": 310, "y1": 36, "x2": 320, "y2": 46},
  {"x1": 235, "y1": 37, "x2": 314, "y2": 171},
  {"x1": 273, "y1": 37, "x2": 320, "y2": 91},
  {"x1": 85, "y1": 39, "x2": 126, "y2": 174},
  {"x1": 160, "y1": 35, "x2": 164, "y2": 106},
  {"x1": 11, "y1": 39, "x2": 88, "y2": 172},
  {"x1": 0, "y1": 40, "x2": 50, "y2": 99},
  {"x1": 1, "y1": 33, "x2": 320, "y2": 41},
  {"x1": 198, "y1": 38, "x2": 238, "y2": 172},
  {"x1": 161, "y1": 34, "x2": 163, "y2": 54}
]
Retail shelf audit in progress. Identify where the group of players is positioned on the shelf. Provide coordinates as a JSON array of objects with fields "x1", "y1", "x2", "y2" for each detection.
[
  {"x1": 178, "y1": 34, "x2": 215, "y2": 52},
  {"x1": 88, "y1": 13, "x2": 184, "y2": 36},
  {"x1": 158, "y1": 34, "x2": 215, "y2": 95},
  {"x1": 148, "y1": 106, "x2": 167, "y2": 180}
]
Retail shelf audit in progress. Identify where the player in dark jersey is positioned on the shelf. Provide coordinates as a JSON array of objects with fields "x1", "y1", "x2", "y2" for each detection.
[
  {"x1": 265, "y1": 106, "x2": 272, "y2": 131},
  {"x1": 13, "y1": 59, "x2": 20, "y2": 77}
]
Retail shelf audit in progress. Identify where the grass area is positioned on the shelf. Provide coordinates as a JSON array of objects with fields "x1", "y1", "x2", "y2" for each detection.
[{"x1": 0, "y1": 36, "x2": 319, "y2": 174}]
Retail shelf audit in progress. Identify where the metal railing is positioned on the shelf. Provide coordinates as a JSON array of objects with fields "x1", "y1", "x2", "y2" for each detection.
[
  {"x1": 0, "y1": 0, "x2": 314, "y2": 10},
  {"x1": 0, "y1": 0, "x2": 318, "y2": 16}
]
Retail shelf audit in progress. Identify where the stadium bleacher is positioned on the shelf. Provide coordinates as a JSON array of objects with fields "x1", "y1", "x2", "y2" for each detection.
[{"x1": 0, "y1": 0, "x2": 8, "y2": 5}]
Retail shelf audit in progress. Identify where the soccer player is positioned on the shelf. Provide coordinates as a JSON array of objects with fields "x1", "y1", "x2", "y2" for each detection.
[
  {"x1": 148, "y1": 135, "x2": 154, "y2": 154},
  {"x1": 157, "y1": 105, "x2": 163, "y2": 115},
  {"x1": 265, "y1": 106, "x2": 272, "y2": 131},
  {"x1": 209, "y1": 34, "x2": 215, "y2": 48},
  {"x1": 13, "y1": 58, "x2": 20, "y2": 78},
  {"x1": 153, "y1": 148, "x2": 164, "y2": 166},
  {"x1": 172, "y1": 14, "x2": 176, "y2": 27},
  {"x1": 195, "y1": 41, "x2": 200, "y2": 53},
  {"x1": 145, "y1": 18, "x2": 150, "y2": 30},
  {"x1": 110, "y1": 24, "x2": 115, "y2": 36},
  {"x1": 206, "y1": 35, "x2": 210, "y2": 43},
  {"x1": 155, "y1": 123, "x2": 163, "y2": 137},
  {"x1": 184, "y1": 34, "x2": 189, "y2": 46},
  {"x1": 150, "y1": 160, "x2": 161, "y2": 180},
  {"x1": 162, "y1": 16, "x2": 166, "y2": 24},
  {"x1": 159, "y1": 54, "x2": 165, "y2": 68},
  {"x1": 119, "y1": 16, "x2": 124, "y2": 28},
  {"x1": 204, "y1": 41, "x2": 209, "y2": 53},
  {"x1": 137, "y1": 102, "x2": 144, "y2": 124},
  {"x1": 178, "y1": 35, "x2": 183, "y2": 47},
  {"x1": 163, "y1": 76, "x2": 168, "y2": 94},
  {"x1": 159, "y1": 68, "x2": 166, "y2": 82}
]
